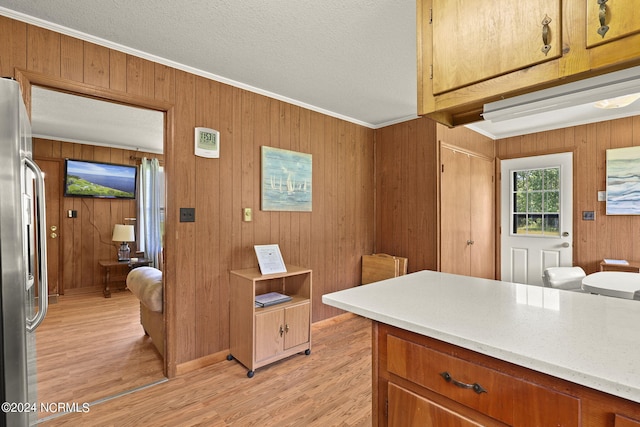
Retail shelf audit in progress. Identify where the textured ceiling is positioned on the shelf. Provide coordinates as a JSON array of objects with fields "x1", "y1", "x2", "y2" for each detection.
[
  {"x1": 4, "y1": 1, "x2": 638, "y2": 150},
  {"x1": 0, "y1": 0, "x2": 418, "y2": 129}
]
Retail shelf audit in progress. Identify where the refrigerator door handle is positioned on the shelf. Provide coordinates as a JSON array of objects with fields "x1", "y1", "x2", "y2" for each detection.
[{"x1": 24, "y1": 157, "x2": 48, "y2": 332}]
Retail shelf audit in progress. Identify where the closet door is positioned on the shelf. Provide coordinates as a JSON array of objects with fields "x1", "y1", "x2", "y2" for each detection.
[
  {"x1": 470, "y1": 156, "x2": 495, "y2": 279},
  {"x1": 440, "y1": 147, "x2": 471, "y2": 276},
  {"x1": 440, "y1": 146, "x2": 495, "y2": 279}
]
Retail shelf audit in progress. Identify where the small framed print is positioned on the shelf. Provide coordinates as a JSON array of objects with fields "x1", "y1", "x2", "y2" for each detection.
[
  {"x1": 254, "y1": 244, "x2": 287, "y2": 275},
  {"x1": 194, "y1": 127, "x2": 220, "y2": 158}
]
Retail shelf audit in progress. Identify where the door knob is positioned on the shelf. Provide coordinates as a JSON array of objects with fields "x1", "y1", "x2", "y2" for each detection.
[
  {"x1": 50, "y1": 232, "x2": 57, "y2": 239},
  {"x1": 561, "y1": 242, "x2": 570, "y2": 248}
]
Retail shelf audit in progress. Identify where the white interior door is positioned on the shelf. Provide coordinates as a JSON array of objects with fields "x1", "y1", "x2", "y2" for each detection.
[{"x1": 501, "y1": 153, "x2": 573, "y2": 285}]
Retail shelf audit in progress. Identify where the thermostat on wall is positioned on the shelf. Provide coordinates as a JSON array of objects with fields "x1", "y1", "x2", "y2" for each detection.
[{"x1": 194, "y1": 127, "x2": 220, "y2": 158}]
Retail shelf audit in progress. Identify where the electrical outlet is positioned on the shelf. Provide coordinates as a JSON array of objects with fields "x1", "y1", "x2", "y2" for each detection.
[{"x1": 180, "y1": 207, "x2": 195, "y2": 222}]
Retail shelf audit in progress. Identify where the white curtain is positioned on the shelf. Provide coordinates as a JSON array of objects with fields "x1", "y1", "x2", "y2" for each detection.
[{"x1": 137, "y1": 158, "x2": 164, "y2": 269}]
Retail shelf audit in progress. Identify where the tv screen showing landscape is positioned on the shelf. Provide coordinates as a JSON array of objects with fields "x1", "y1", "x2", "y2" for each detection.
[{"x1": 64, "y1": 159, "x2": 137, "y2": 199}]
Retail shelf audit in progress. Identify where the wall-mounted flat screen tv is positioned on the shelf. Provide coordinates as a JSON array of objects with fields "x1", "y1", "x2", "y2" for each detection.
[{"x1": 64, "y1": 159, "x2": 137, "y2": 199}]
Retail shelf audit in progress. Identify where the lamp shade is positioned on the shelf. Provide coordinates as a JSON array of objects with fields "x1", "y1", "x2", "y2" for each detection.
[{"x1": 112, "y1": 224, "x2": 135, "y2": 242}]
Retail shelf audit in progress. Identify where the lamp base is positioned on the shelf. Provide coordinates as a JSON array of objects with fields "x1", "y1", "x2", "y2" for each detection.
[{"x1": 117, "y1": 242, "x2": 131, "y2": 261}]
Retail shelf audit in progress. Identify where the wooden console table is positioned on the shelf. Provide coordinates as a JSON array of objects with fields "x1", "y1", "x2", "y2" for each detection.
[
  {"x1": 99, "y1": 258, "x2": 151, "y2": 298},
  {"x1": 600, "y1": 259, "x2": 640, "y2": 273}
]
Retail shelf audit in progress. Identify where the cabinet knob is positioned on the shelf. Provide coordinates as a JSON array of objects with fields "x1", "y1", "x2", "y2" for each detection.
[
  {"x1": 285, "y1": 324, "x2": 290, "y2": 333},
  {"x1": 279, "y1": 325, "x2": 284, "y2": 337}
]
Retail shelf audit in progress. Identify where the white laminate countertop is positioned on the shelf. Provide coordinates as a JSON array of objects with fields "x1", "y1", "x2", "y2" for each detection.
[{"x1": 322, "y1": 270, "x2": 640, "y2": 404}]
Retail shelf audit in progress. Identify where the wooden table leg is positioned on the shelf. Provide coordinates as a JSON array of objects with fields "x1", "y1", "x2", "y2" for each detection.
[{"x1": 103, "y1": 265, "x2": 112, "y2": 298}]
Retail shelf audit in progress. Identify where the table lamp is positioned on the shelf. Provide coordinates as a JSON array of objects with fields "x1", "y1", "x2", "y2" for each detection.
[{"x1": 112, "y1": 224, "x2": 135, "y2": 261}]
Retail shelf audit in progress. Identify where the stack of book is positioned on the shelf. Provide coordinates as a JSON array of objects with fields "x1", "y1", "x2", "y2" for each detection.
[{"x1": 255, "y1": 292, "x2": 292, "y2": 307}]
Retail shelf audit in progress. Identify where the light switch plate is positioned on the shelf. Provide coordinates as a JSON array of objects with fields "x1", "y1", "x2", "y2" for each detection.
[{"x1": 243, "y1": 208, "x2": 252, "y2": 222}]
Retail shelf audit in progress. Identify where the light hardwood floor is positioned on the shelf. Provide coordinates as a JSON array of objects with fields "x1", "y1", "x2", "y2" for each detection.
[
  {"x1": 38, "y1": 300, "x2": 373, "y2": 426},
  {"x1": 36, "y1": 290, "x2": 165, "y2": 421}
]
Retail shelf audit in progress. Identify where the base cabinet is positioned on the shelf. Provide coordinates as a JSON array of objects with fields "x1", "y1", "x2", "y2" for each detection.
[
  {"x1": 229, "y1": 265, "x2": 312, "y2": 377},
  {"x1": 616, "y1": 414, "x2": 640, "y2": 427},
  {"x1": 374, "y1": 322, "x2": 640, "y2": 426},
  {"x1": 389, "y1": 383, "x2": 485, "y2": 427},
  {"x1": 255, "y1": 302, "x2": 310, "y2": 363}
]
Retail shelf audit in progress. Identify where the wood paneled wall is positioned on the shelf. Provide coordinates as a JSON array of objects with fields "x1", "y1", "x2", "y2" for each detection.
[
  {"x1": 0, "y1": 16, "x2": 375, "y2": 375},
  {"x1": 374, "y1": 118, "x2": 495, "y2": 274},
  {"x1": 33, "y1": 138, "x2": 163, "y2": 294},
  {"x1": 437, "y1": 123, "x2": 496, "y2": 159},
  {"x1": 497, "y1": 118, "x2": 640, "y2": 274},
  {"x1": 374, "y1": 117, "x2": 439, "y2": 272}
]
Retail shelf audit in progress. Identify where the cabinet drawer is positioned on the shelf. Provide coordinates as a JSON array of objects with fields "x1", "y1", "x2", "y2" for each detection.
[
  {"x1": 386, "y1": 334, "x2": 579, "y2": 427},
  {"x1": 387, "y1": 334, "x2": 515, "y2": 425}
]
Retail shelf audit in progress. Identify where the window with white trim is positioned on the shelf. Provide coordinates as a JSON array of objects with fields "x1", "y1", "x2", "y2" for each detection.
[{"x1": 511, "y1": 167, "x2": 560, "y2": 236}]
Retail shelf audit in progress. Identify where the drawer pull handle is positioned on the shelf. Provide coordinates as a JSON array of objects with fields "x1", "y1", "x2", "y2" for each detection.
[{"x1": 440, "y1": 371, "x2": 487, "y2": 394}]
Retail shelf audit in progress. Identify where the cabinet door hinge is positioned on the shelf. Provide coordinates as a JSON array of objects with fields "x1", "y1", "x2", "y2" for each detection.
[
  {"x1": 385, "y1": 399, "x2": 389, "y2": 418},
  {"x1": 430, "y1": 64, "x2": 433, "y2": 80},
  {"x1": 429, "y1": 8, "x2": 433, "y2": 24},
  {"x1": 441, "y1": 163, "x2": 444, "y2": 173}
]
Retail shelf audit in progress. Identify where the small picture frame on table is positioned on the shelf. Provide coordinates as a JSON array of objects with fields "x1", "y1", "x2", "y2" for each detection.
[{"x1": 254, "y1": 244, "x2": 287, "y2": 275}]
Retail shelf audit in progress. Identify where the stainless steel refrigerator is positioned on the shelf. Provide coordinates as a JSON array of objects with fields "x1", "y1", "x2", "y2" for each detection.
[{"x1": 0, "y1": 77, "x2": 49, "y2": 426}]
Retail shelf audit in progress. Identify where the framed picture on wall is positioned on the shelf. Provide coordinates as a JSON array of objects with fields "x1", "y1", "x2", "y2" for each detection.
[
  {"x1": 606, "y1": 145, "x2": 640, "y2": 215},
  {"x1": 261, "y1": 146, "x2": 312, "y2": 212}
]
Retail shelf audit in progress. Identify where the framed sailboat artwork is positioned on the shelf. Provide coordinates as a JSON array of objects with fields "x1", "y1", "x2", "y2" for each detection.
[{"x1": 261, "y1": 146, "x2": 312, "y2": 212}]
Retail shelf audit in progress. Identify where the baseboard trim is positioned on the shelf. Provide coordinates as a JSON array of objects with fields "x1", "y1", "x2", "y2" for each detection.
[
  {"x1": 173, "y1": 312, "x2": 359, "y2": 376},
  {"x1": 175, "y1": 349, "x2": 229, "y2": 376},
  {"x1": 312, "y1": 312, "x2": 358, "y2": 329}
]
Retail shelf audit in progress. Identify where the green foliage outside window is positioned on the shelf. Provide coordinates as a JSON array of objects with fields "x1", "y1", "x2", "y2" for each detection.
[{"x1": 512, "y1": 167, "x2": 560, "y2": 236}]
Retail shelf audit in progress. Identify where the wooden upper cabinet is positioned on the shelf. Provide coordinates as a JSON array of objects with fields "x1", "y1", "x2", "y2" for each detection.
[
  {"x1": 418, "y1": 0, "x2": 640, "y2": 127},
  {"x1": 432, "y1": 0, "x2": 562, "y2": 95},
  {"x1": 584, "y1": 0, "x2": 640, "y2": 69},
  {"x1": 586, "y1": 0, "x2": 640, "y2": 48}
]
